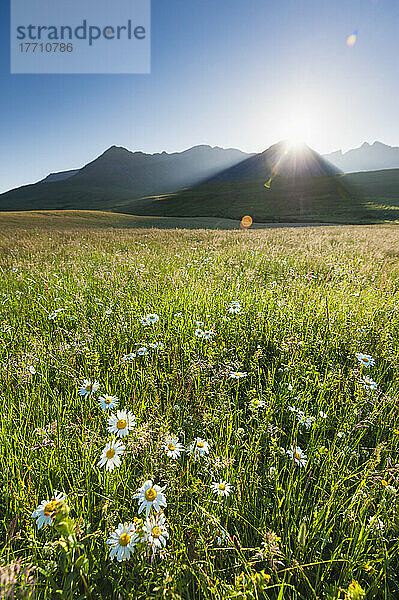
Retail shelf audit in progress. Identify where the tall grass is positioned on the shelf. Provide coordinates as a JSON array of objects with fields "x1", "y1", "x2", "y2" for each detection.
[{"x1": 0, "y1": 223, "x2": 398, "y2": 599}]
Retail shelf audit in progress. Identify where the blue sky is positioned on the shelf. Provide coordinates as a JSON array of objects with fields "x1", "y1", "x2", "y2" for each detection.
[{"x1": 1, "y1": 0, "x2": 398, "y2": 192}]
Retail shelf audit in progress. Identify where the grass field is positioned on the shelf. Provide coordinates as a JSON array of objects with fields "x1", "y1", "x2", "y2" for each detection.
[{"x1": 1, "y1": 218, "x2": 399, "y2": 599}]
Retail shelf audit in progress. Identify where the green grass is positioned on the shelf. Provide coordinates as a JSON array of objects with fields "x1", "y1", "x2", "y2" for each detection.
[{"x1": 1, "y1": 220, "x2": 399, "y2": 599}]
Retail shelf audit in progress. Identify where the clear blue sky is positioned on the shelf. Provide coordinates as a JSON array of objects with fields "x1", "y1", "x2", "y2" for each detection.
[{"x1": 1, "y1": 0, "x2": 398, "y2": 192}]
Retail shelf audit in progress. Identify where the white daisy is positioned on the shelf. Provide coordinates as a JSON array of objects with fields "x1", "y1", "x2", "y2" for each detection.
[
  {"x1": 188, "y1": 437, "x2": 210, "y2": 459},
  {"x1": 164, "y1": 435, "x2": 184, "y2": 459},
  {"x1": 202, "y1": 330, "x2": 214, "y2": 340},
  {"x1": 107, "y1": 522, "x2": 139, "y2": 562},
  {"x1": 31, "y1": 491, "x2": 65, "y2": 529},
  {"x1": 287, "y1": 446, "x2": 307, "y2": 468},
  {"x1": 78, "y1": 379, "x2": 99, "y2": 397},
  {"x1": 355, "y1": 353, "x2": 375, "y2": 368},
  {"x1": 211, "y1": 481, "x2": 232, "y2": 497},
  {"x1": 195, "y1": 321, "x2": 204, "y2": 327},
  {"x1": 149, "y1": 342, "x2": 165, "y2": 350},
  {"x1": 98, "y1": 394, "x2": 119, "y2": 411},
  {"x1": 134, "y1": 480, "x2": 167, "y2": 517},
  {"x1": 194, "y1": 328, "x2": 204, "y2": 338},
  {"x1": 140, "y1": 316, "x2": 150, "y2": 326},
  {"x1": 97, "y1": 438, "x2": 125, "y2": 472},
  {"x1": 107, "y1": 410, "x2": 136, "y2": 438},
  {"x1": 296, "y1": 411, "x2": 315, "y2": 429},
  {"x1": 249, "y1": 398, "x2": 266, "y2": 411},
  {"x1": 228, "y1": 301, "x2": 241, "y2": 314},
  {"x1": 362, "y1": 376, "x2": 378, "y2": 391},
  {"x1": 141, "y1": 313, "x2": 160, "y2": 325},
  {"x1": 122, "y1": 353, "x2": 136, "y2": 362},
  {"x1": 143, "y1": 512, "x2": 169, "y2": 551},
  {"x1": 319, "y1": 411, "x2": 327, "y2": 419},
  {"x1": 137, "y1": 346, "x2": 148, "y2": 356},
  {"x1": 229, "y1": 371, "x2": 248, "y2": 379}
]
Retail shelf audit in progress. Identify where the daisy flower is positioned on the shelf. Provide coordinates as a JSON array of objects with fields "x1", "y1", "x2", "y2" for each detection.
[
  {"x1": 149, "y1": 342, "x2": 165, "y2": 350},
  {"x1": 140, "y1": 316, "x2": 150, "y2": 326},
  {"x1": 143, "y1": 512, "x2": 169, "y2": 551},
  {"x1": 134, "y1": 480, "x2": 167, "y2": 517},
  {"x1": 287, "y1": 446, "x2": 307, "y2": 468},
  {"x1": 107, "y1": 522, "x2": 139, "y2": 562},
  {"x1": 98, "y1": 394, "x2": 119, "y2": 411},
  {"x1": 229, "y1": 371, "x2": 248, "y2": 379},
  {"x1": 202, "y1": 330, "x2": 213, "y2": 340},
  {"x1": 194, "y1": 328, "x2": 204, "y2": 338},
  {"x1": 137, "y1": 346, "x2": 148, "y2": 356},
  {"x1": 355, "y1": 353, "x2": 375, "y2": 368},
  {"x1": 249, "y1": 398, "x2": 266, "y2": 411},
  {"x1": 141, "y1": 313, "x2": 159, "y2": 325},
  {"x1": 107, "y1": 410, "x2": 136, "y2": 438},
  {"x1": 195, "y1": 321, "x2": 204, "y2": 327},
  {"x1": 122, "y1": 353, "x2": 136, "y2": 362},
  {"x1": 188, "y1": 437, "x2": 210, "y2": 459},
  {"x1": 362, "y1": 376, "x2": 378, "y2": 391},
  {"x1": 78, "y1": 379, "x2": 99, "y2": 397},
  {"x1": 228, "y1": 301, "x2": 241, "y2": 314},
  {"x1": 31, "y1": 491, "x2": 65, "y2": 529},
  {"x1": 296, "y1": 411, "x2": 315, "y2": 429},
  {"x1": 211, "y1": 481, "x2": 232, "y2": 497},
  {"x1": 97, "y1": 438, "x2": 125, "y2": 472},
  {"x1": 164, "y1": 435, "x2": 184, "y2": 459}
]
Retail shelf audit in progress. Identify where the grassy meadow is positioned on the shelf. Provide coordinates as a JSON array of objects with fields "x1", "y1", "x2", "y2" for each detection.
[{"x1": 1, "y1": 217, "x2": 399, "y2": 599}]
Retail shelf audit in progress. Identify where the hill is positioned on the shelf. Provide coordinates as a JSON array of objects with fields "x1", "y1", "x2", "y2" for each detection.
[{"x1": 0, "y1": 145, "x2": 250, "y2": 211}]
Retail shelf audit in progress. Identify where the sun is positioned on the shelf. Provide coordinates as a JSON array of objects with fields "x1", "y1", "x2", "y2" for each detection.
[{"x1": 284, "y1": 110, "x2": 314, "y2": 149}]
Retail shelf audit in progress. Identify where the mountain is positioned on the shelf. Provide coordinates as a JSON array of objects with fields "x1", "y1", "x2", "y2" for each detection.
[
  {"x1": 117, "y1": 141, "x2": 376, "y2": 223},
  {"x1": 0, "y1": 145, "x2": 251, "y2": 211},
  {"x1": 323, "y1": 141, "x2": 399, "y2": 173}
]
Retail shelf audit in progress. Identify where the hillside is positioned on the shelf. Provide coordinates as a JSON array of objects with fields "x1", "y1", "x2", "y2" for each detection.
[
  {"x1": 0, "y1": 145, "x2": 250, "y2": 211},
  {"x1": 323, "y1": 141, "x2": 399, "y2": 173}
]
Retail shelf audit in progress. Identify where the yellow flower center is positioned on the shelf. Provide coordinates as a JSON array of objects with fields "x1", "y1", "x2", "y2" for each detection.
[
  {"x1": 295, "y1": 452, "x2": 301, "y2": 461},
  {"x1": 381, "y1": 480, "x2": 388, "y2": 487},
  {"x1": 105, "y1": 398, "x2": 112, "y2": 405},
  {"x1": 145, "y1": 488, "x2": 157, "y2": 501},
  {"x1": 219, "y1": 483, "x2": 226, "y2": 491},
  {"x1": 44, "y1": 500, "x2": 57, "y2": 516},
  {"x1": 85, "y1": 383, "x2": 93, "y2": 392},
  {"x1": 197, "y1": 442, "x2": 204, "y2": 448},
  {"x1": 117, "y1": 419, "x2": 127, "y2": 430},
  {"x1": 152, "y1": 526, "x2": 162, "y2": 538},
  {"x1": 106, "y1": 448, "x2": 115, "y2": 459},
  {"x1": 168, "y1": 443, "x2": 176, "y2": 451},
  {"x1": 119, "y1": 533, "x2": 130, "y2": 546}
]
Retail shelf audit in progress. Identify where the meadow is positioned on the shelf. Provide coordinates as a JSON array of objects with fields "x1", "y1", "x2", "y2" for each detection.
[{"x1": 1, "y1": 217, "x2": 399, "y2": 599}]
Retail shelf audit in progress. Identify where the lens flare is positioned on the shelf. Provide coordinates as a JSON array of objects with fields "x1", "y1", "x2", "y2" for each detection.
[
  {"x1": 346, "y1": 30, "x2": 358, "y2": 47},
  {"x1": 240, "y1": 215, "x2": 253, "y2": 229}
]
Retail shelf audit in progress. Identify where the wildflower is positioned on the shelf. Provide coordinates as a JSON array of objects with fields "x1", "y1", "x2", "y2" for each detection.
[
  {"x1": 211, "y1": 481, "x2": 232, "y2": 497},
  {"x1": 296, "y1": 411, "x2": 314, "y2": 429},
  {"x1": 368, "y1": 515, "x2": 384, "y2": 536},
  {"x1": 228, "y1": 301, "x2": 241, "y2": 314},
  {"x1": 229, "y1": 371, "x2": 248, "y2": 379},
  {"x1": 355, "y1": 353, "x2": 375, "y2": 368},
  {"x1": 143, "y1": 512, "x2": 169, "y2": 551},
  {"x1": 362, "y1": 376, "x2": 378, "y2": 391},
  {"x1": 97, "y1": 438, "x2": 125, "y2": 472},
  {"x1": 287, "y1": 446, "x2": 307, "y2": 468},
  {"x1": 148, "y1": 342, "x2": 165, "y2": 350},
  {"x1": 141, "y1": 313, "x2": 159, "y2": 325},
  {"x1": 188, "y1": 437, "x2": 210, "y2": 458},
  {"x1": 31, "y1": 491, "x2": 65, "y2": 529},
  {"x1": 319, "y1": 411, "x2": 327, "y2": 419},
  {"x1": 195, "y1": 321, "x2": 204, "y2": 327},
  {"x1": 134, "y1": 480, "x2": 167, "y2": 517},
  {"x1": 98, "y1": 394, "x2": 119, "y2": 411},
  {"x1": 215, "y1": 527, "x2": 230, "y2": 545},
  {"x1": 107, "y1": 410, "x2": 136, "y2": 438},
  {"x1": 202, "y1": 330, "x2": 213, "y2": 340},
  {"x1": 249, "y1": 398, "x2": 266, "y2": 411},
  {"x1": 122, "y1": 353, "x2": 136, "y2": 362},
  {"x1": 346, "y1": 580, "x2": 366, "y2": 600},
  {"x1": 78, "y1": 379, "x2": 99, "y2": 397},
  {"x1": 194, "y1": 328, "x2": 205, "y2": 338},
  {"x1": 107, "y1": 523, "x2": 139, "y2": 562},
  {"x1": 164, "y1": 435, "x2": 184, "y2": 459},
  {"x1": 29, "y1": 366, "x2": 36, "y2": 375}
]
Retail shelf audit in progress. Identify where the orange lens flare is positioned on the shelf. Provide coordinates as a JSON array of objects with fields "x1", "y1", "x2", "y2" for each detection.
[{"x1": 240, "y1": 215, "x2": 253, "y2": 229}]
